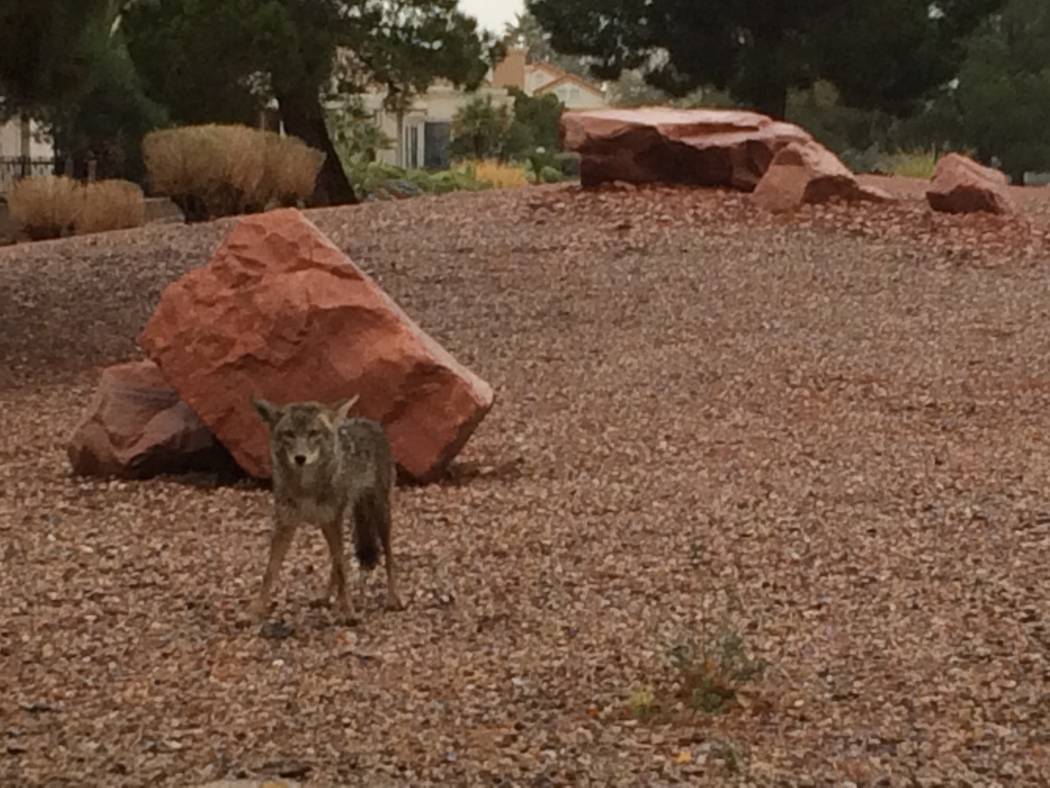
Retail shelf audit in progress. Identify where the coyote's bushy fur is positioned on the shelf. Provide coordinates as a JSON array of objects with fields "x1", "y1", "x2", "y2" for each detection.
[{"x1": 250, "y1": 395, "x2": 401, "y2": 623}]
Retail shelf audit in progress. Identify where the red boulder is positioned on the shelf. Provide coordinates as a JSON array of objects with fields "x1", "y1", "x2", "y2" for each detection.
[
  {"x1": 139, "y1": 208, "x2": 494, "y2": 482},
  {"x1": 752, "y1": 142, "x2": 893, "y2": 212},
  {"x1": 68, "y1": 360, "x2": 232, "y2": 479},
  {"x1": 926, "y1": 153, "x2": 1014, "y2": 215},
  {"x1": 560, "y1": 107, "x2": 813, "y2": 190}
]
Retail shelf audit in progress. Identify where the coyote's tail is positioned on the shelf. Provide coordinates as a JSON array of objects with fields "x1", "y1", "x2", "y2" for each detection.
[{"x1": 353, "y1": 492, "x2": 386, "y2": 569}]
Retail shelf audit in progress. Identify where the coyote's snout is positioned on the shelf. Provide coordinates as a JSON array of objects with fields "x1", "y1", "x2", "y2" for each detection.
[{"x1": 250, "y1": 395, "x2": 402, "y2": 625}]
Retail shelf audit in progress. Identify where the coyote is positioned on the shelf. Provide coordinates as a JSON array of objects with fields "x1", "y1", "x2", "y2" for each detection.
[{"x1": 250, "y1": 395, "x2": 401, "y2": 623}]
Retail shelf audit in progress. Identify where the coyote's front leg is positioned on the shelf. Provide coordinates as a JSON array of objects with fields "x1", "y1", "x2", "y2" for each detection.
[{"x1": 250, "y1": 509, "x2": 297, "y2": 622}]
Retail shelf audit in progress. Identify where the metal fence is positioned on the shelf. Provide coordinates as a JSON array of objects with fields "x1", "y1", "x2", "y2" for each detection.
[{"x1": 0, "y1": 156, "x2": 61, "y2": 195}]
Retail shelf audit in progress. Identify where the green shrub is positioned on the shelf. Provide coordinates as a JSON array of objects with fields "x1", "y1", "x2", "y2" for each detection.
[
  {"x1": 538, "y1": 165, "x2": 564, "y2": 184},
  {"x1": 554, "y1": 151, "x2": 581, "y2": 178},
  {"x1": 143, "y1": 124, "x2": 324, "y2": 222}
]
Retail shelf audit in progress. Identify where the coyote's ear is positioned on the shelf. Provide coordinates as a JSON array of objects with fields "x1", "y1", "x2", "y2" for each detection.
[
  {"x1": 331, "y1": 394, "x2": 361, "y2": 421},
  {"x1": 253, "y1": 398, "x2": 283, "y2": 427}
]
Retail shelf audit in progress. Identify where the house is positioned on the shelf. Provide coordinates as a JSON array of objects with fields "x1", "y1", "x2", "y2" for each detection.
[
  {"x1": 491, "y1": 48, "x2": 608, "y2": 111},
  {"x1": 358, "y1": 82, "x2": 514, "y2": 170},
  {"x1": 321, "y1": 47, "x2": 607, "y2": 170}
]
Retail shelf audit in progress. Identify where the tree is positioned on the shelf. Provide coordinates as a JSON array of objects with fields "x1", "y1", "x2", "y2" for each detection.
[
  {"x1": 42, "y1": 24, "x2": 168, "y2": 182},
  {"x1": 949, "y1": 0, "x2": 1050, "y2": 181},
  {"x1": 503, "y1": 11, "x2": 589, "y2": 76},
  {"x1": 123, "y1": 0, "x2": 496, "y2": 205},
  {"x1": 0, "y1": 0, "x2": 109, "y2": 120},
  {"x1": 528, "y1": 0, "x2": 1005, "y2": 120},
  {"x1": 508, "y1": 89, "x2": 562, "y2": 154},
  {"x1": 450, "y1": 96, "x2": 512, "y2": 160}
]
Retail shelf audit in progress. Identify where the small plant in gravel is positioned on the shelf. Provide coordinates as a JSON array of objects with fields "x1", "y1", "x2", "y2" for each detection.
[
  {"x1": 667, "y1": 625, "x2": 766, "y2": 715},
  {"x1": 626, "y1": 685, "x2": 657, "y2": 721}
]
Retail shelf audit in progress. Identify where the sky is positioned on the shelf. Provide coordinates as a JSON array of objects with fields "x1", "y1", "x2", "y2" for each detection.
[{"x1": 459, "y1": 0, "x2": 524, "y2": 34}]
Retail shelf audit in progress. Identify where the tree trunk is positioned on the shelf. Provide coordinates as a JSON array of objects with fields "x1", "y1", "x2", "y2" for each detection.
[{"x1": 277, "y1": 89, "x2": 358, "y2": 206}]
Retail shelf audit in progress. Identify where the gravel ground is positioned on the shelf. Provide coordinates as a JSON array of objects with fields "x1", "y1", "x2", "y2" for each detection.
[{"x1": 2, "y1": 180, "x2": 1050, "y2": 786}]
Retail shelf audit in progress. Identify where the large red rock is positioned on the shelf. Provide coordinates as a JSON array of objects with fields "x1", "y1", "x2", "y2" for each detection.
[
  {"x1": 139, "y1": 208, "x2": 494, "y2": 482},
  {"x1": 560, "y1": 107, "x2": 813, "y2": 190},
  {"x1": 68, "y1": 360, "x2": 233, "y2": 479},
  {"x1": 926, "y1": 153, "x2": 1013, "y2": 215},
  {"x1": 752, "y1": 141, "x2": 893, "y2": 212}
]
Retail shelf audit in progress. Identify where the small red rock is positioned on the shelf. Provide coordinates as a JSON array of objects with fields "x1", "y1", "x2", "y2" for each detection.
[
  {"x1": 752, "y1": 142, "x2": 894, "y2": 212},
  {"x1": 139, "y1": 208, "x2": 494, "y2": 482},
  {"x1": 560, "y1": 107, "x2": 812, "y2": 190},
  {"x1": 926, "y1": 153, "x2": 1014, "y2": 215},
  {"x1": 67, "y1": 360, "x2": 230, "y2": 479}
]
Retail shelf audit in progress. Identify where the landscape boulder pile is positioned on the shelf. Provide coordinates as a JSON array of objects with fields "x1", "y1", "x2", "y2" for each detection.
[
  {"x1": 562, "y1": 107, "x2": 1018, "y2": 216},
  {"x1": 560, "y1": 107, "x2": 813, "y2": 191},
  {"x1": 69, "y1": 209, "x2": 495, "y2": 483}
]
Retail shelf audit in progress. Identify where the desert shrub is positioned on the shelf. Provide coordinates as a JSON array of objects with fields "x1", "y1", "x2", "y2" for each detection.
[
  {"x1": 471, "y1": 159, "x2": 530, "y2": 188},
  {"x1": 267, "y1": 133, "x2": 326, "y2": 206},
  {"x1": 75, "y1": 179, "x2": 145, "y2": 234},
  {"x1": 538, "y1": 165, "x2": 565, "y2": 184},
  {"x1": 666, "y1": 627, "x2": 766, "y2": 715},
  {"x1": 878, "y1": 149, "x2": 939, "y2": 179},
  {"x1": 8, "y1": 175, "x2": 81, "y2": 240},
  {"x1": 143, "y1": 124, "x2": 324, "y2": 221}
]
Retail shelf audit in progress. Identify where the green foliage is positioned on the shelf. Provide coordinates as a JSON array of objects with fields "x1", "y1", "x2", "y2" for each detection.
[
  {"x1": 949, "y1": 0, "x2": 1050, "y2": 181},
  {"x1": 0, "y1": 0, "x2": 109, "y2": 118},
  {"x1": 667, "y1": 628, "x2": 766, "y2": 715},
  {"x1": 537, "y1": 165, "x2": 564, "y2": 184},
  {"x1": 786, "y1": 81, "x2": 895, "y2": 158},
  {"x1": 348, "y1": 160, "x2": 490, "y2": 200},
  {"x1": 42, "y1": 26, "x2": 167, "y2": 183},
  {"x1": 509, "y1": 89, "x2": 562, "y2": 153},
  {"x1": 553, "y1": 151, "x2": 581, "y2": 178},
  {"x1": 528, "y1": 0, "x2": 1006, "y2": 119},
  {"x1": 328, "y1": 99, "x2": 394, "y2": 167},
  {"x1": 879, "y1": 150, "x2": 940, "y2": 179},
  {"x1": 123, "y1": 0, "x2": 265, "y2": 127},
  {"x1": 503, "y1": 10, "x2": 591, "y2": 77},
  {"x1": 451, "y1": 96, "x2": 514, "y2": 160},
  {"x1": 451, "y1": 90, "x2": 564, "y2": 163}
]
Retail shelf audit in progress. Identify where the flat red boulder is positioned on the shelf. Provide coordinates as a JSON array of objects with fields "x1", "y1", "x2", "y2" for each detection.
[
  {"x1": 67, "y1": 360, "x2": 232, "y2": 479},
  {"x1": 139, "y1": 208, "x2": 494, "y2": 483},
  {"x1": 752, "y1": 141, "x2": 893, "y2": 211},
  {"x1": 926, "y1": 153, "x2": 1013, "y2": 215},
  {"x1": 560, "y1": 107, "x2": 813, "y2": 190}
]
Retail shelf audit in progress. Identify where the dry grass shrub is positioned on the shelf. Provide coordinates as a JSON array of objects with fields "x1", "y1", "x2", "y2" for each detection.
[
  {"x1": 469, "y1": 159, "x2": 531, "y2": 188},
  {"x1": 75, "y1": 180, "x2": 145, "y2": 235},
  {"x1": 143, "y1": 125, "x2": 324, "y2": 222},
  {"x1": 8, "y1": 175, "x2": 81, "y2": 240},
  {"x1": 266, "y1": 132, "x2": 326, "y2": 205}
]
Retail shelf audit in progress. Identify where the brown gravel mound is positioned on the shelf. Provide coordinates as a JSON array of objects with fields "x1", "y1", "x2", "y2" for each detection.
[{"x1": 2, "y1": 184, "x2": 1050, "y2": 785}]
